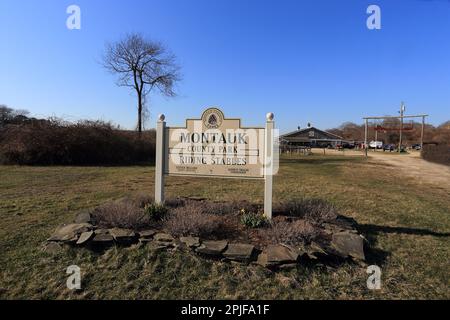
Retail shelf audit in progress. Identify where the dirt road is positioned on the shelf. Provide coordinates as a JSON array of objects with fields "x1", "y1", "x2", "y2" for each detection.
[
  {"x1": 368, "y1": 151, "x2": 450, "y2": 189},
  {"x1": 309, "y1": 148, "x2": 450, "y2": 189}
]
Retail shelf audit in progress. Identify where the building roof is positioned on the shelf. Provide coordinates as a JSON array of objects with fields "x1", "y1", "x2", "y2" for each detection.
[{"x1": 280, "y1": 127, "x2": 343, "y2": 140}]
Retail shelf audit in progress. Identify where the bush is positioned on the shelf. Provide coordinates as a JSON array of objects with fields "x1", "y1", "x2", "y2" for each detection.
[
  {"x1": 275, "y1": 198, "x2": 338, "y2": 225},
  {"x1": 195, "y1": 201, "x2": 237, "y2": 215},
  {"x1": 163, "y1": 203, "x2": 223, "y2": 238},
  {"x1": 0, "y1": 119, "x2": 155, "y2": 165},
  {"x1": 422, "y1": 144, "x2": 450, "y2": 166},
  {"x1": 264, "y1": 219, "x2": 320, "y2": 245},
  {"x1": 92, "y1": 199, "x2": 149, "y2": 229},
  {"x1": 240, "y1": 211, "x2": 269, "y2": 228},
  {"x1": 144, "y1": 203, "x2": 168, "y2": 221},
  {"x1": 129, "y1": 193, "x2": 154, "y2": 208}
]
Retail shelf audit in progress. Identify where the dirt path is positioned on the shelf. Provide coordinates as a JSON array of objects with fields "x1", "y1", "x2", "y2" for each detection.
[{"x1": 368, "y1": 151, "x2": 450, "y2": 189}]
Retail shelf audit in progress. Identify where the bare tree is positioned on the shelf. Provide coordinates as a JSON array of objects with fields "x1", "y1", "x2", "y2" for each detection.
[{"x1": 102, "y1": 33, "x2": 180, "y2": 134}]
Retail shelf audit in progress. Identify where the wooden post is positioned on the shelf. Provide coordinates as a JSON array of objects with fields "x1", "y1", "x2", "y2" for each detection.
[
  {"x1": 421, "y1": 116, "x2": 425, "y2": 150},
  {"x1": 155, "y1": 114, "x2": 166, "y2": 204},
  {"x1": 375, "y1": 130, "x2": 378, "y2": 152},
  {"x1": 264, "y1": 112, "x2": 274, "y2": 220},
  {"x1": 364, "y1": 119, "x2": 368, "y2": 157},
  {"x1": 399, "y1": 102, "x2": 405, "y2": 153}
]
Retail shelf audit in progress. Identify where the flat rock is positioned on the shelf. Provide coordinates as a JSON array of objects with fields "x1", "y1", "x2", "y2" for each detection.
[
  {"x1": 48, "y1": 223, "x2": 93, "y2": 242},
  {"x1": 43, "y1": 242, "x2": 62, "y2": 254},
  {"x1": 323, "y1": 223, "x2": 358, "y2": 235},
  {"x1": 180, "y1": 236, "x2": 200, "y2": 248},
  {"x1": 91, "y1": 233, "x2": 114, "y2": 244},
  {"x1": 147, "y1": 242, "x2": 172, "y2": 252},
  {"x1": 138, "y1": 230, "x2": 157, "y2": 239},
  {"x1": 74, "y1": 211, "x2": 92, "y2": 224},
  {"x1": 223, "y1": 243, "x2": 255, "y2": 261},
  {"x1": 278, "y1": 263, "x2": 299, "y2": 271},
  {"x1": 308, "y1": 241, "x2": 328, "y2": 256},
  {"x1": 330, "y1": 232, "x2": 365, "y2": 261},
  {"x1": 196, "y1": 240, "x2": 228, "y2": 256},
  {"x1": 257, "y1": 245, "x2": 299, "y2": 267},
  {"x1": 109, "y1": 228, "x2": 136, "y2": 242},
  {"x1": 76, "y1": 231, "x2": 94, "y2": 245},
  {"x1": 154, "y1": 233, "x2": 174, "y2": 243},
  {"x1": 94, "y1": 229, "x2": 109, "y2": 235},
  {"x1": 335, "y1": 216, "x2": 358, "y2": 230}
]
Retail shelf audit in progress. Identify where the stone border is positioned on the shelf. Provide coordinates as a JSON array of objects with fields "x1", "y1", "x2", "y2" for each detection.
[{"x1": 44, "y1": 212, "x2": 367, "y2": 269}]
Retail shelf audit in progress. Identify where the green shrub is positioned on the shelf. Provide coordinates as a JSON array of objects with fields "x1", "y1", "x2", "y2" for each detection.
[
  {"x1": 240, "y1": 210, "x2": 268, "y2": 228},
  {"x1": 144, "y1": 203, "x2": 168, "y2": 221}
]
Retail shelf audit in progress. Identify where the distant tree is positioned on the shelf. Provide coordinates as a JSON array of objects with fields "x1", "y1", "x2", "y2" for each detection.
[
  {"x1": 0, "y1": 105, "x2": 14, "y2": 124},
  {"x1": 102, "y1": 33, "x2": 180, "y2": 135},
  {"x1": 0, "y1": 105, "x2": 30, "y2": 126},
  {"x1": 338, "y1": 122, "x2": 359, "y2": 130},
  {"x1": 438, "y1": 120, "x2": 450, "y2": 129}
]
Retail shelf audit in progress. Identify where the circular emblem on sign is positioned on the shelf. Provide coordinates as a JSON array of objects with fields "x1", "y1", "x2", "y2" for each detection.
[{"x1": 202, "y1": 108, "x2": 224, "y2": 129}]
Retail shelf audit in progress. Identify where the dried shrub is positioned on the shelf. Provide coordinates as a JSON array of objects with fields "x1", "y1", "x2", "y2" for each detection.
[
  {"x1": 92, "y1": 200, "x2": 149, "y2": 229},
  {"x1": 195, "y1": 201, "x2": 237, "y2": 215},
  {"x1": 232, "y1": 200, "x2": 262, "y2": 215},
  {"x1": 422, "y1": 143, "x2": 450, "y2": 166},
  {"x1": 164, "y1": 198, "x2": 186, "y2": 208},
  {"x1": 264, "y1": 219, "x2": 320, "y2": 246},
  {"x1": 163, "y1": 203, "x2": 223, "y2": 238},
  {"x1": 275, "y1": 198, "x2": 338, "y2": 225},
  {"x1": 129, "y1": 193, "x2": 154, "y2": 208},
  {"x1": 0, "y1": 119, "x2": 155, "y2": 165}
]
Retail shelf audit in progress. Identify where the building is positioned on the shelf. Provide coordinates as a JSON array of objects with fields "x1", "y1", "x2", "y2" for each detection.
[{"x1": 280, "y1": 126, "x2": 351, "y2": 148}]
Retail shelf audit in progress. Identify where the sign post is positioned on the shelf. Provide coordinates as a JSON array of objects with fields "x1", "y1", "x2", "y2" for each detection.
[
  {"x1": 264, "y1": 113, "x2": 274, "y2": 219},
  {"x1": 154, "y1": 107, "x2": 277, "y2": 218},
  {"x1": 155, "y1": 114, "x2": 166, "y2": 204}
]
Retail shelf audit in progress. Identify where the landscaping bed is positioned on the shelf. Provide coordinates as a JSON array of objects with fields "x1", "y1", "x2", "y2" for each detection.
[{"x1": 45, "y1": 194, "x2": 367, "y2": 269}]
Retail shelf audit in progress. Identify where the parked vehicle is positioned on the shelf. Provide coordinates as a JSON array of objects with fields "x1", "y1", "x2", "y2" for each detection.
[
  {"x1": 369, "y1": 141, "x2": 383, "y2": 149},
  {"x1": 411, "y1": 144, "x2": 422, "y2": 150},
  {"x1": 383, "y1": 144, "x2": 396, "y2": 151}
]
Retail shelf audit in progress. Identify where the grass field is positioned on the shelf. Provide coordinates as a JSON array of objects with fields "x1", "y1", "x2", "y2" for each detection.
[{"x1": 0, "y1": 155, "x2": 449, "y2": 299}]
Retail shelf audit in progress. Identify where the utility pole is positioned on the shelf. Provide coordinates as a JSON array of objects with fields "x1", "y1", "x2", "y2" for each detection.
[{"x1": 399, "y1": 102, "x2": 405, "y2": 153}]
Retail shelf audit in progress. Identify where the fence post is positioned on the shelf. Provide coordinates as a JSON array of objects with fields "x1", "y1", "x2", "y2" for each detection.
[
  {"x1": 155, "y1": 114, "x2": 166, "y2": 204},
  {"x1": 264, "y1": 113, "x2": 274, "y2": 220}
]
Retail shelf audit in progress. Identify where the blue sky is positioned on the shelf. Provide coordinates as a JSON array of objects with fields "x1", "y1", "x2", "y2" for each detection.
[{"x1": 1, "y1": 0, "x2": 449, "y2": 133}]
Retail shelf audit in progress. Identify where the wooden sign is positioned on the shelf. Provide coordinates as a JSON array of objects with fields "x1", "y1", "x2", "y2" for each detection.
[
  {"x1": 165, "y1": 108, "x2": 265, "y2": 179},
  {"x1": 154, "y1": 107, "x2": 276, "y2": 218}
]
